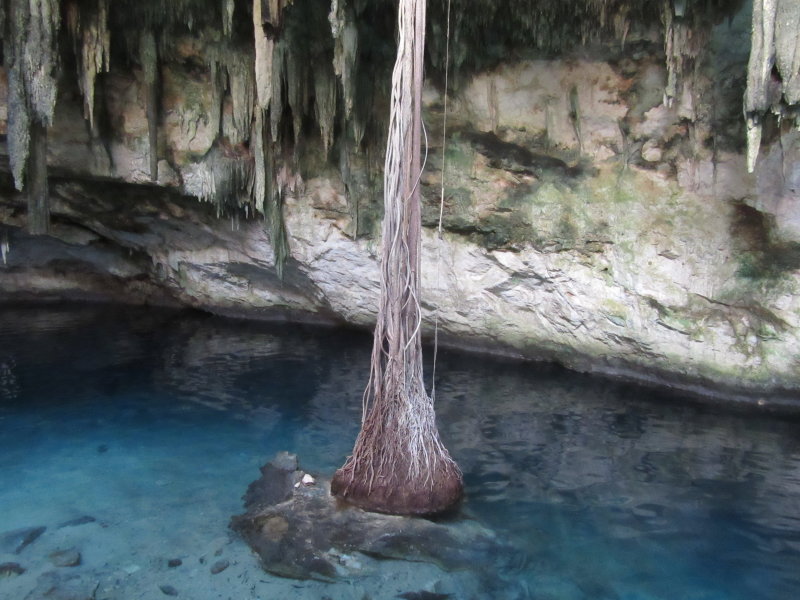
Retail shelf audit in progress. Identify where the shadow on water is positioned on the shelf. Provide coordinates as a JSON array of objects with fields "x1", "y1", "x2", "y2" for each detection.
[{"x1": 1, "y1": 303, "x2": 799, "y2": 599}]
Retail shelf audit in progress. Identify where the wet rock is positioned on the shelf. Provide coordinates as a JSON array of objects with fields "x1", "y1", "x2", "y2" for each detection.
[
  {"x1": 159, "y1": 584, "x2": 179, "y2": 596},
  {"x1": 24, "y1": 571, "x2": 95, "y2": 600},
  {"x1": 231, "y1": 453, "x2": 523, "y2": 582},
  {"x1": 270, "y1": 451, "x2": 298, "y2": 472},
  {"x1": 0, "y1": 562, "x2": 25, "y2": 577},
  {"x1": 49, "y1": 549, "x2": 82, "y2": 568},
  {"x1": 210, "y1": 559, "x2": 230, "y2": 574},
  {"x1": 0, "y1": 526, "x2": 46, "y2": 554},
  {"x1": 167, "y1": 558, "x2": 182, "y2": 568},
  {"x1": 57, "y1": 516, "x2": 96, "y2": 529},
  {"x1": 242, "y1": 452, "x2": 301, "y2": 509}
]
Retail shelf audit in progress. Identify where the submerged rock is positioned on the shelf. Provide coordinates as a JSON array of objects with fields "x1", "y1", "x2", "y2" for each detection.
[
  {"x1": 231, "y1": 453, "x2": 522, "y2": 581},
  {"x1": 57, "y1": 516, "x2": 96, "y2": 529},
  {"x1": 24, "y1": 571, "x2": 95, "y2": 600},
  {"x1": 242, "y1": 451, "x2": 301, "y2": 508},
  {"x1": 159, "y1": 584, "x2": 179, "y2": 596},
  {"x1": 0, "y1": 526, "x2": 46, "y2": 554},
  {"x1": 210, "y1": 559, "x2": 229, "y2": 575},
  {"x1": 0, "y1": 562, "x2": 25, "y2": 577},
  {"x1": 397, "y1": 592, "x2": 451, "y2": 600},
  {"x1": 49, "y1": 548, "x2": 82, "y2": 568}
]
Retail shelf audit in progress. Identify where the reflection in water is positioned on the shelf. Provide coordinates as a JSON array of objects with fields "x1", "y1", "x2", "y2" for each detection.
[{"x1": 0, "y1": 304, "x2": 798, "y2": 599}]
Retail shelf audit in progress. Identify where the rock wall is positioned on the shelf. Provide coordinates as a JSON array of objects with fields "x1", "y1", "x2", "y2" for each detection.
[{"x1": 1, "y1": 1, "x2": 799, "y2": 405}]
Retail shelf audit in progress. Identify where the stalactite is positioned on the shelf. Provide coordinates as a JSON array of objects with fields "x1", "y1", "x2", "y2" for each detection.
[
  {"x1": 227, "y1": 53, "x2": 256, "y2": 145},
  {"x1": 185, "y1": 144, "x2": 253, "y2": 213},
  {"x1": 6, "y1": 70, "x2": 31, "y2": 193},
  {"x1": 253, "y1": 0, "x2": 274, "y2": 110},
  {"x1": 4, "y1": 0, "x2": 61, "y2": 192},
  {"x1": 775, "y1": 1, "x2": 800, "y2": 105},
  {"x1": 222, "y1": 0, "x2": 235, "y2": 36},
  {"x1": 209, "y1": 62, "x2": 224, "y2": 138},
  {"x1": 252, "y1": 110, "x2": 268, "y2": 216},
  {"x1": 262, "y1": 0, "x2": 294, "y2": 32},
  {"x1": 284, "y1": 26, "x2": 309, "y2": 148},
  {"x1": 26, "y1": 123, "x2": 50, "y2": 235},
  {"x1": 206, "y1": 42, "x2": 255, "y2": 145},
  {"x1": 209, "y1": 146, "x2": 253, "y2": 209},
  {"x1": 113, "y1": 0, "x2": 220, "y2": 31},
  {"x1": 661, "y1": 0, "x2": 703, "y2": 109},
  {"x1": 314, "y1": 62, "x2": 337, "y2": 159},
  {"x1": 139, "y1": 30, "x2": 160, "y2": 182},
  {"x1": 66, "y1": 0, "x2": 111, "y2": 130},
  {"x1": 184, "y1": 161, "x2": 217, "y2": 206},
  {"x1": 270, "y1": 169, "x2": 290, "y2": 280},
  {"x1": 745, "y1": 0, "x2": 800, "y2": 173},
  {"x1": 251, "y1": 109, "x2": 289, "y2": 278},
  {"x1": 4, "y1": 0, "x2": 60, "y2": 236},
  {"x1": 329, "y1": 1, "x2": 358, "y2": 118},
  {"x1": 269, "y1": 40, "x2": 287, "y2": 142}
]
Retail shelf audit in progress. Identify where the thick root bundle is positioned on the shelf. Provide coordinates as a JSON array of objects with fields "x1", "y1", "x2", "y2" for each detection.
[
  {"x1": 332, "y1": 0, "x2": 462, "y2": 516},
  {"x1": 332, "y1": 387, "x2": 462, "y2": 515}
]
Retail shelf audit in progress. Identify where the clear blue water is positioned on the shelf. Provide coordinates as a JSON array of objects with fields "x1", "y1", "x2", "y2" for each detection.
[{"x1": 1, "y1": 304, "x2": 799, "y2": 600}]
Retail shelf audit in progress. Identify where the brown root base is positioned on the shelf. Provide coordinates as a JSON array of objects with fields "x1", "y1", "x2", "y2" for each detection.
[{"x1": 330, "y1": 467, "x2": 463, "y2": 516}]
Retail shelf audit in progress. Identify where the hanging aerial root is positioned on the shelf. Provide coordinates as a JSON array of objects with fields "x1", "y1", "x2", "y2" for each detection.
[
  {"x1": 331, "y1": 387, "x2": 463, "y2": 516},
  {"x1": 332, "y1": 0, "x2": 462, "y2": 517}
]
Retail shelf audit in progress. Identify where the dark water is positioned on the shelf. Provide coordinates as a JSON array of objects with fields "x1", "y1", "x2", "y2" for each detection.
[{"x1": 1, "y1": 304, "x2": 799, "y2": 599}]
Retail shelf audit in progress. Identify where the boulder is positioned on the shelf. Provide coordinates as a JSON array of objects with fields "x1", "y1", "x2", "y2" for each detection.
[
  {"x1": 230, "y1": 453, "x2": 522, "y2": 582},
  {"x1": 0, "y1": 526, "x2": 46, "y2": 554}
]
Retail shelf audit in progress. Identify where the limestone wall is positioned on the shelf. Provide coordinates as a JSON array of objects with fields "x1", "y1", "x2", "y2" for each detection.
[{"x1": 1, "y1": 0, "x2": 798, "y2": 404}]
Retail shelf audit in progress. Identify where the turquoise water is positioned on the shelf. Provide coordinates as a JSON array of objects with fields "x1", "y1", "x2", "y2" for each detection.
[{"x1": 1, "y1": 304, "x2": 799, "y2": 599}]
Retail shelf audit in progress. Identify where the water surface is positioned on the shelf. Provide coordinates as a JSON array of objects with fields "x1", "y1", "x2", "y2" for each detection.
[{"x1": 1, "y1": 304, "x2": 798, "y2": 599}]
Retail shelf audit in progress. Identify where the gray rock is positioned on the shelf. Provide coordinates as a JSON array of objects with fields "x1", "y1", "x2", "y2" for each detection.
[
  {"x1": 49, "y1": 549, "x2": 82, "y2": 568},
  {"x1": 24, "y1": 571, "x2": 94, "y2": 600},
  {"x1": 231, "y1": 453, "x2": 524, "y2": 583},
  {"x1": 270, "y1": 451, "x2": 298, "y2": 472},
  {"x1": 0, "y1": 562, "x2": 25, "y2": 577},
  {"x1": 242, "y1": 454, "x2": 300, "y2": 509},
  {"x1": 167, "y1": 558, "x2": 182, "y2": 568},
  {"x1": 0, "y1": 526, "x2": 46, "y2": 554},
  {"x1": 210, "y1": 559, "x2": 229, "y2": 575},
  {"x1": 159, "y1": 584, "x2": 179, "y2": 596},
  {"x1": 57, "y1": 516, "x2": 96, "y2": 529}
]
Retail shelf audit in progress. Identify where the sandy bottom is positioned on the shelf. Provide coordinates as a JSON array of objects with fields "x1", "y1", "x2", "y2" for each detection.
[{"x1": 0, "y1": 395, "x2": 488, "y2": 600}]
